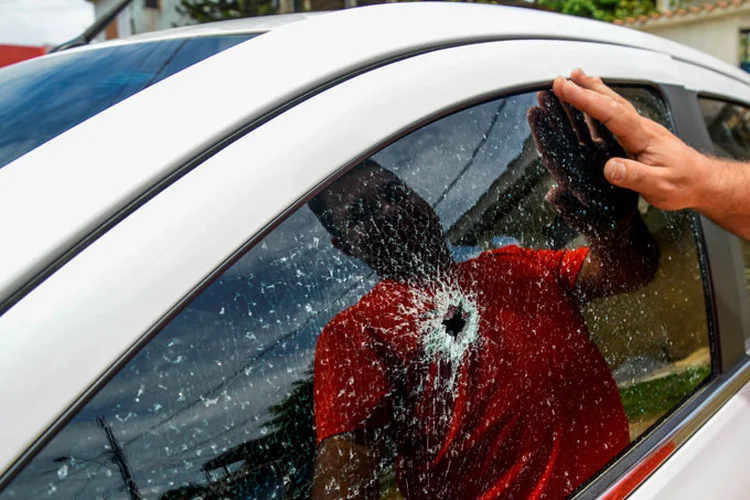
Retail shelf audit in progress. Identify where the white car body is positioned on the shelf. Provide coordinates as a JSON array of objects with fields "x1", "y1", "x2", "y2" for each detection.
[{"x1": 1, "y1": 3, "x2": 750, "y2": 498}]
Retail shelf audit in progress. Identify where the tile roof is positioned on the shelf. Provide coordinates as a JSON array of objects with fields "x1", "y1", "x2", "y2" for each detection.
[{"x1": 615, "y1": 0, "x2": 750, "y2": 26}]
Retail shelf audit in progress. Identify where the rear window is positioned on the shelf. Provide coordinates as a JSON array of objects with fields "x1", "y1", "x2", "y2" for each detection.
[{"x1": 0, "y1": 34, "x2": 255, "y2": 170}]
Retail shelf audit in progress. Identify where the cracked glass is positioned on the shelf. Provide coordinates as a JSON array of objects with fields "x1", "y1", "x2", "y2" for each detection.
[{"x1": 2, "y1": 88, "x2": 711, "y2": 500}]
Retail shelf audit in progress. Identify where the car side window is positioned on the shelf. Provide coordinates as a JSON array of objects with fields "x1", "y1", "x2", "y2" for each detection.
[
  {"x1": 699, "y1": 98, "x2": 750, "y2": 161},
  {"x1": 698, "y1": 98, "x2": 750, "y2": 341},
  {"x1": 2, "y1": 88, "x2": 711, "y2": 500}
]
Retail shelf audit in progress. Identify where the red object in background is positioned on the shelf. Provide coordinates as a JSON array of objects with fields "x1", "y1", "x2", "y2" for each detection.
[{"x1": 0, "y1": 44, "x2": 46, "y2": 68}]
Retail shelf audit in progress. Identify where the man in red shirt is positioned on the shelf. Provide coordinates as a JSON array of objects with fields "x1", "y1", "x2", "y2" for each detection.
[{"x1": 310, "y1": 91, "x2": 659, "y2": 499}]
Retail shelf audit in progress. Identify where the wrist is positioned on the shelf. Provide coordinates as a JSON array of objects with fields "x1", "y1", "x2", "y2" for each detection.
[
  {"x1": 690, "y1": 151, "x2": 723, "y2": 213},
  {"x1": 585, "y1": 208, "x2": 639, "y2": 244},
  {"x1": 690, "y1": 155, "x2": 750, "y2": 239}
]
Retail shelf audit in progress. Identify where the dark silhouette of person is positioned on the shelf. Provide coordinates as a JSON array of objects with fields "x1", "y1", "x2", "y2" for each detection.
[{"x1": 309, "y1": 91, "x2": 659, "y2": 500}]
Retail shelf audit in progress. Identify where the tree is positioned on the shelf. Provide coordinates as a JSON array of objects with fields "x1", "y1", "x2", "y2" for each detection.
[
  {"x1": 178, "y1": 0, "x2": 654, "y2": 24},
  {"x1": 614, "y1": 0, "x2": 658, "y2": 19},
  {"x1": 537, "y1": 0, "x2": 656, "y2": 21},
  {"x1": 179, "y1": 371, "x2": 317, "y2": 499},
  {"x1": 177, "y1": 0, "x2": 276, "y2": 23}
]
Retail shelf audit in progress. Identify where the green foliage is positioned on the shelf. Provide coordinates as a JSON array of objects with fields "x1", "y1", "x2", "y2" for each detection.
[
  {"x1": 177, "y1": 0, "x2": 655, "y2": 24},
  {"x1": 619, "y1": 363, "x2": 711, "y2": 421},
  {"x1": 177, "y1": 0, "x2": 276, "y2": 23},
  {"x1": 265, "y1": 372, "x2": 317, "y2": 499},
  {"x1": 614, "y1": 0, "x2": 659, "y2": 19},
  {"x1": 538, "y1": 0, "x2": 656, "y2": 21}
]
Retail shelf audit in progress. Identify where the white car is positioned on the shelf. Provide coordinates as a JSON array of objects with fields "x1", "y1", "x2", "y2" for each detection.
[{"x1": 1, "y1": 3, "x2": 750, "y2": 499}]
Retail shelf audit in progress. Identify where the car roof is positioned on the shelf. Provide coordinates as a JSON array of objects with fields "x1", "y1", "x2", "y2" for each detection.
[
  {"x1": 91, "y1": 3, "x2": 749, "y2": 85},
  {"x1": 1, "y1": 2, "x2": 748, "y2": 312}
]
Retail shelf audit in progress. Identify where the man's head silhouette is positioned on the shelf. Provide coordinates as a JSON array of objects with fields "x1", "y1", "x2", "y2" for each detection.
[{"x1": 309, "y1": 160, "x2": 452, "y2": 281}]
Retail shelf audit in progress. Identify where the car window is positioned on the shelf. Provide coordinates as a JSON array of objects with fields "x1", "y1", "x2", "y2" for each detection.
[
  {"x1": 0, "y1": 34, "x2": 255, "y2": 171},
  {"x1": 698, "y1": 97, "x2": 750, "y2": 351},
  {"x1": 1, "y1": 88, "x2": 712, "y2": 500}
]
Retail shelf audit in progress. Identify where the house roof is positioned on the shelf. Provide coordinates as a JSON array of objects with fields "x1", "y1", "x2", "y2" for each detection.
[{"x1": 615, "y1": 0, "x2": 750, "y2": 27}]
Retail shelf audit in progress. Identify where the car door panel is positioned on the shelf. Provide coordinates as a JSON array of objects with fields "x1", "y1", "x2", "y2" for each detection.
[{"x1": 628, "y1": 362, "x2": 750, "y2": 499}]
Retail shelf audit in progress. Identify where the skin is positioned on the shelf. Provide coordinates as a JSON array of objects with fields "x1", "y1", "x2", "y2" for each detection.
[
  {"x1": 311, "y1": 127, "x2": 659, "y2": 496},
  {"x1": 527, "y1": 90, "x2": 659, "y2": 301},
  {"x1": 311, "y1": 430, "x2": 383, "y2": 500},
  {"x1": 553, "y1": 68, "x2": 750, "y2": 240}
]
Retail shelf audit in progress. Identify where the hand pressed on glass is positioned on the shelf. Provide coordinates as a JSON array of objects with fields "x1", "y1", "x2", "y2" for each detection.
[
  {"x1": 528, "y1": 91, "x2": 659, "y2": 302},
  {"x1": 551, "y1": 68, "x2": 750, "y2": 240},
  {"x1": 528, "y1": 90, "x2": 638, "y2": 234}
]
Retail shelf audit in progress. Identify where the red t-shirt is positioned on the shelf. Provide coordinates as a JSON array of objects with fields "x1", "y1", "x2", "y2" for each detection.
[{"x1": 314, "y1": 246, "x2": 629, "y2": 499}]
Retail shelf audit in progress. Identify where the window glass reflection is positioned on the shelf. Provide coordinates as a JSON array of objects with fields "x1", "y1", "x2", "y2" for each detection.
[
  {"x1": 2, "y1": 89, "x2": 710, "y2": 500},
  {"x1": 699, "y1": 97, "x2": 750, "y2": 351},
  {"x1": 0, "y1": 35, "x2": 253, "y2": 170}
]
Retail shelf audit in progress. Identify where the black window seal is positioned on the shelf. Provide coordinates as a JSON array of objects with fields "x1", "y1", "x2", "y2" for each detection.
[{"x1": 664, "y1": 85, "x2": 749, "y2": 372}]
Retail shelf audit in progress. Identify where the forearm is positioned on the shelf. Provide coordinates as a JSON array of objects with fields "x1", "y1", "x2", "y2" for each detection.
[
  {"x1": 694, "y1": 156, "x2": 750, "y2": 241},
  {"x1": 312, "y1": 434, "x2": 381, "y2": 500},
  {"x1": 576, "y1": 214, "x2": 659, "y2": 301}
]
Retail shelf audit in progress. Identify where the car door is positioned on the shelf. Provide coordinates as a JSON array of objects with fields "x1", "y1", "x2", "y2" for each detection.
[
  {"x1": 626, "y1": 63, "x2": 750, "y2": 499},
  {"x1": 0, "y1": 38, "x2": 737, "y2": 498}
]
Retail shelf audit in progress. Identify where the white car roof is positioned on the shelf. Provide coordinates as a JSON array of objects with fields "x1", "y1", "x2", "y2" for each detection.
[
  {"x1": 105, "y1": 2, "x2": 749, "y2": 84},
  {"x1": 0, "y1": 2, "x2": 747, "y2": 310}
]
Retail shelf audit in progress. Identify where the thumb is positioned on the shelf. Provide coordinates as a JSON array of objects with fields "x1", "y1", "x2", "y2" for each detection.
[{"x1": 604, "y1": 158, "x2": 657, "y2": 193}]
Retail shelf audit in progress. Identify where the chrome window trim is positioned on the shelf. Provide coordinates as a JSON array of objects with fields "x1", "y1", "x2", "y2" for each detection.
[{"x1": 584, "y1": 355, "x2": 750, "y2": 499}]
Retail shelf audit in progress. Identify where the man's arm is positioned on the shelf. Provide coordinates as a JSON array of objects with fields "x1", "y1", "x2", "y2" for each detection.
[
  {"x1": 528, "y1": 90, "x2": 659, "y2": 302},
  {"x1": 544, "y1": 185, "x2": 659, "y2": 302},
  {"x1": 554, "y1": 69, "x2": 750, "y2": 240},
  {"x1": 312, "y1": 431, "x2": 383, "y2": 500},
  {"x1": 573, "y1": 211, "x2": 659, "y2": 302}
]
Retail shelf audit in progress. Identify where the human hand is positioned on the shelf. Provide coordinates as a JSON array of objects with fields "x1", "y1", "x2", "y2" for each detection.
[
  {"x1": 552, "y1": 69, "x2": 711, "y2": 212},
  {"x1": 527, "y1": 90, "x2": 638, "y2": 236}
]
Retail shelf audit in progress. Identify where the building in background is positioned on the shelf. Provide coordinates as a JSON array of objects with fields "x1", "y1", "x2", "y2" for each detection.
[
  {"x1": 87, "y1": 0, "x2": 393, "y2": 41},
  {"x1": 618, "y1": 0, "x2": 750, "y2": 72},
  {"x1": 86, "y1": 0, "x2": 750, "y2": 73},
  {"x1": 87, "y1": 0, "x2": 190, "y2": 40},
  {"x1": 0, "y1": 44, "x2": 46, "y2": 68}
]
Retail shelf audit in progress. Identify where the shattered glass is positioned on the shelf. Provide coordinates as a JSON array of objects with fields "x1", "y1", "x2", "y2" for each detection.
[{"x1": 2, "y1": 89, "x2": 711, "y2": 500}]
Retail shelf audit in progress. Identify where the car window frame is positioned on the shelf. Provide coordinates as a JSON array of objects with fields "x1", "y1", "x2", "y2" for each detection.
[
  {"x1": 695, "y1": 93, "x2": 750, "y2": 351},
  {"x1": 580, "y1": 84, "x2": 746, "y2": 499},
  {"x1": 0, "y1": 39, "x2": 733, "y2": 498}
]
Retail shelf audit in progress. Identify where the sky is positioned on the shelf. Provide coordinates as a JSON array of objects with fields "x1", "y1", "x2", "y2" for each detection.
[{"x1": 0, "y1": 0, "x2": 94, "y2": 47}]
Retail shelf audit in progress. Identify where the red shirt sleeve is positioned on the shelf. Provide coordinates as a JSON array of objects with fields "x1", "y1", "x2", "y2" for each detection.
[
  {"x1": 313, "y1": 308, "x2": 391, "y2": 445},
  {"x1": 486, "y1": 245, "x2": 590, "y2": 293},
  {"x1": 556, "y1": 247, "x2": 590, "y2": 292}
]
